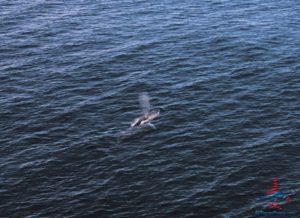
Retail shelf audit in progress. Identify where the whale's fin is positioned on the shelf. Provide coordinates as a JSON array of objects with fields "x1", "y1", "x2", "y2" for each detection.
[{"x1": 147, "y1": 123, "x2": 156, "y2": 129}]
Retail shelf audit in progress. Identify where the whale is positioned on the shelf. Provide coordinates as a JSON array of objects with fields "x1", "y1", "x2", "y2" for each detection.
[
  {"x1": 131, "y1": 108, "x2": 160, "y2": 127},
  {"x1": 130, "y1": 93, "x2": 160, "y2": 128}
]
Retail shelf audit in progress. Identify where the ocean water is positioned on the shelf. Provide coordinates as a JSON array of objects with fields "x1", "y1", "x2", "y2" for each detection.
[{"x1": 1, "y1": 0, "x2": 300, "y2": 217}]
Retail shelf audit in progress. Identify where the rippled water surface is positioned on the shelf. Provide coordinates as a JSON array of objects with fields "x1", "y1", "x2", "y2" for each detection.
[{"x1": 1, "y1": 0, "x2": 300, "y2": 217}]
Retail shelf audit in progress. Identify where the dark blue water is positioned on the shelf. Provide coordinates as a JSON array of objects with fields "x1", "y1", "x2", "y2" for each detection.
[{"x1": 1, "y1": 0, "x2": 300, "y2": 217}]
